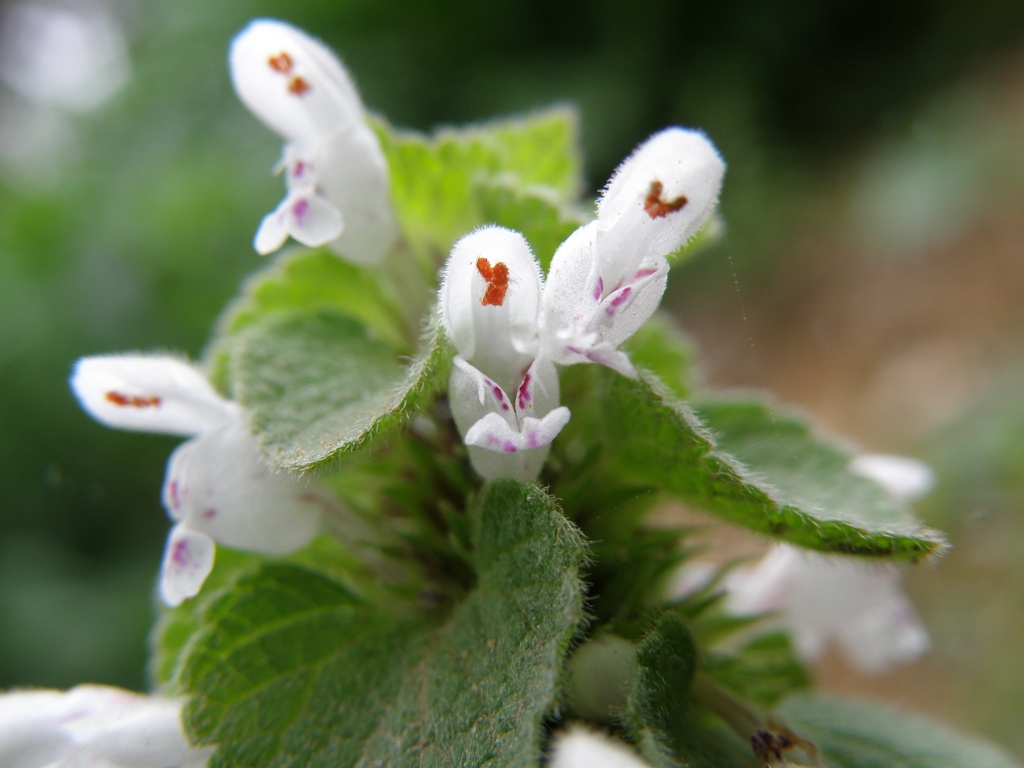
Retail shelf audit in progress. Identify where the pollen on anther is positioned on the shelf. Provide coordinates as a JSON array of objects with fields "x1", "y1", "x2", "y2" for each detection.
[
  {"x1": 476, "y1": 258, "x2": 510, "y2": 307},
  {"x1": 105, "y1": 391, "x2": 162, "y2": 409},
  {"x1": 288, "y1": 76, "x2": 311, "y2": 95},
  {"x1": 268, "y1": 52, "x2": 294, "y2": 74},
  {"x1": 643, "y1": 180, "x2": 688, "y2": 219}
]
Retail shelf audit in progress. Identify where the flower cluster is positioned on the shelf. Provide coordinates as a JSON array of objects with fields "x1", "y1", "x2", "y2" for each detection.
[
  {"x1": 35, "y1": 15, "x2": 951, "y2": 768},
  {"x1": 440, "y1": 128, "x2": 724, "y2": 481}
]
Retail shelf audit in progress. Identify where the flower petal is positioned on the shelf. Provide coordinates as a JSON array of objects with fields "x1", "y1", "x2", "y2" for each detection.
[
  {"x1": 449, "y1": 357, "x2": 569, "y2": 482},
  {"x1": 307, "y1": 126, "x2": 397, "y2": 264},
  {"x1": 725, "y1": 545, "x2": 930, "y2": 673},
  {"x1": 63, "y1": 686, "x2": 210, "y2": 768},
  {"x1": 229, "y1": 18, "x2": 364, "y2": 146},
  {"x1": 597, "y1": 127, "x2": 725, "y2": 268},
  {"x1": 849, "y1": 453, "x2": 935, "y2": 502},
  {"x1": 253, "y1": 203, "x2": 290, "y2": 255},
  {"x1": 161, "y1": 422, "x2": 324, "y2": 555},
  {"x1": 0, "y1": 689, "x2": 68, "y2": 768},
  {"x1": 541, "y1": 222, "x2": 666, "y2": 376},
  {"x1": 159, "y1": 523, "x2": 215, "y2": 607},
  {"x1": 550, "y1": 728, "x2": 652, "y2": 768},
  {"x1": 70, "y1": 355, "x2": 232, "y2": 437},
  {"x1": 440, "y1": 226, "x2": 543, "y2": 390}
]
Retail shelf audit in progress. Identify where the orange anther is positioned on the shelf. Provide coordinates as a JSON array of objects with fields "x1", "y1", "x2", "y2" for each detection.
[
  {"x1": 476, "y1": 258, "x2": 510, "y2": 307},
  {"x1": 643, "y1": 180, "x2": 688, "y2": 219}
]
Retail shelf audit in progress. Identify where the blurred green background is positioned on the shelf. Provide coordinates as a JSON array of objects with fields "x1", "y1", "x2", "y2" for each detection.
[{"x1": 2, "y1": 0, "x2": 1023, "y2": 757}]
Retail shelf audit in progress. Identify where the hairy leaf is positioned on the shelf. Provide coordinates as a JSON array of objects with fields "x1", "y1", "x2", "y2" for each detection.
[
  {"x1": 233, "y1": 309, "x2": 450, "y2": 471},
  {"x1": 559, "y1": 367, "x2": 947, "y2": 560},
  {"x1": 626, "y1": 614, "x2": 753, "y2": 768},
  {"x1": 182, "y1": 480, "x2": 586, "y2": 768},
  {"x1": 377, "y1": 107, "x2": 581, "y2": 263},
  {"x1": 777, "y1": 694, "x2": 1023, "y2": 768}
]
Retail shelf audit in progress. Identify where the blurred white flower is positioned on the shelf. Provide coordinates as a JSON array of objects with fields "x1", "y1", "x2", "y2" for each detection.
[
  {"x1": 0, "y1": 684, "x2": 211, "y2": 768},
  {"x1": 70, "y1": 355, "x2": 333, "y2": 606},
  {"x1": 550, "y1": 727, "x2": 652, "y2": 768},
  {"x1": 849, "y1": 452, "x2": 935, "y2": 502},
  {"x1": 724, "y1": 544, "x2": 931, "y2": 672},
  {"x1": 230, "y1": 18, "x2": 397, "y2": 263}
]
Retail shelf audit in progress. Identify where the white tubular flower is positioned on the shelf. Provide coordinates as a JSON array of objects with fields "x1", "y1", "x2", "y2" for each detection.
[
  {"x1": 230, "y1": 18, "x2": 397, "y2": 263},
  {"x1": 0, "y1": 685, "x2": 212, "y2": 768},
  {"x1": 542, "y1": 127, "x2": 724, "y2": 377},
  {"x1": 440, "y1": 226, "x2": 570, "y2": 482},
  {"x1": 724, "y1": 545, "x2": 930, "y2": 673},
  {"x1": 550, "y1": 728, "x2": 653, "y2": 768},
  {"x1": 70, "y1": 355, "x2": 329, "y2": 606}
]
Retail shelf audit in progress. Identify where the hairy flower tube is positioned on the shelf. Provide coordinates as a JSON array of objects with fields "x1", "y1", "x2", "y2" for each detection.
[
  {"x1": 0, "y1": 685, "x2": 211, "y2": 768},
  {"x1": 541, "y1": 127, "x2": 724, "y2": 377},
  {"x1": 70, "y1": 355, "x2": 336, "y2": 606},
  {"x1": 230, "y1": 18, "x2": 397, "y2": 263},
  {"x1": 440, "y1": 226, "x2": 570, "y2": 482}
]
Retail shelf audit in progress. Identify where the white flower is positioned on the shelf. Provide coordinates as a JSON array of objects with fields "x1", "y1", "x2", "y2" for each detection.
[
  {"x1": 440, "y1": 226, "x2": 570, "y2": 482},
  {"x1": 669, "y1": 453, "x2": 934, "y2": 673},
  {"x1": 541, "y1": 127, "x2": 724, "y2": 377},
  {"x1": 850, "y1": 452, "x2": 936, "y2": 502},
  {"x1": 724, "y1": 545, "x2": 930, "y2": 672},
  {"x1": 229, "y1": 18, "x2": 397, "y2": 263},
  {"x1": 70, "y1": 354, "x2": 331, "y2": 606},
  {"x1": 550, "y1": 727, "x2": 652, "y2": 768},
  {"x1": 0, "y1": 685, "x2": 212, "y2": 768}
]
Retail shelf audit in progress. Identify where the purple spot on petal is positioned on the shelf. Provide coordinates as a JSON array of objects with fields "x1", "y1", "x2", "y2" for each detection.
[
  {"x1": 293, "y1": 160, "x2": 306, "y2": 179},
  {"x1": 606, "y1": 286, "x2": 632, "y2": 317},
  {"x1": 171, "y1": 539, "x2": 192, "y2": 566},
  {"x1": 517, "y1": 372, "x2": 533, "y2": 410},
  {"x1": 292, "y1": 198, "x2": 309, "y2": 224},
  {"x1": 501, "y1": 403, "x2": 510, "y2": 411},
  {"x1": 168, "y1": 480, "x2": 180, "y2": 510},
  {"x1": 610, "y1": 287, "x2": 632, "y2": 307},
  {"x1": 634, "y1": 267, "x2": 658, "y2": 279},
  {"x1": 503, "y1": 441, "x2": 518, "y2": 453},
  {"x1": 202, "y1": 508, "x2": 217, "y2": 520},
  {"x1": 491, "y1": 385, "x2": 505, "y2": 403},
  {"x1": 593, "y1": 276, "x2": 604, "y2": 302},
  {"x1": 526, "y1": 431, "x2": 542, "y2": 449}
]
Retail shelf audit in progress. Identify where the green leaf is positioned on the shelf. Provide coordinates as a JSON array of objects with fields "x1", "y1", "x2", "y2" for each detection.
[
  {"x1": 216, "y1": 248, "x2": 409, "y2": 349},
  {"x1": 559, "y1": 367, "x2": 947, "y2": 560},
  {"x1": 624, "y1": 312, "x2": 699, "y2": 399},
  {"x1": 150, "y1": 537, "x2": 374, "y2": 693},
  {"x1": 626, "y1": 614, "x2": 753, "y2": 768},
  {"x1": 701, "y1": 632, "x2": 810, "y2": 709},
  {"x1": 473, "y1": 180, "x2": 586, "y2": 272},
  {"x1": 182, "y1": 480, "x2": 586, "y2": 768},
  {"x1": 777, "y1": 694, "x2": 1023, "y2": 768},
  {"x1": 149, "y1": 548, "x2": 262, "y2": 692},
  {"x1": 377, "y1": 107, "x2": 582, "y2": 263},
  {"x1": 204, "y1": 248, "x2": 415, "y2": 392},
  {"x1": 233, "y1": 309, "x2": 450, "y2": 472}
]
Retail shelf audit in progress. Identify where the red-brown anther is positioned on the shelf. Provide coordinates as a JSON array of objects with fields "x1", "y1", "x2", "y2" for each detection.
[
  {"x1": 105, "y1": 391, "x2": 162, "y2": 409},
  {"x1": 643, "y1": 179, "x2": 688, "y2": 219},
  {"x1": 267, "y1": 52, "x2": 294, "y2": 74},
  {"x1": 476, "y1": 258, "x2": 510, "y2": 307},
  {"x1": 287, "y1": 76, "x2": 311, "y2": 95}
]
